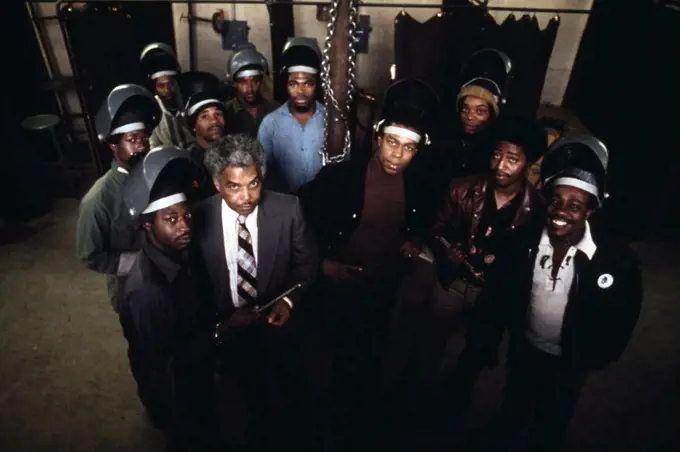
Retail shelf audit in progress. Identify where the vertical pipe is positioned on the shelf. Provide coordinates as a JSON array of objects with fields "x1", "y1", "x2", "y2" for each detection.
[
  {"x1": 325, "y1": 0, "x2": 351, "y2": 159},
  {"x1": 56, "y1": 2, "x2": 102, "y2": 175},
  {"x1": 188, "y1": 1, "x2": 196, "y2": 71}
]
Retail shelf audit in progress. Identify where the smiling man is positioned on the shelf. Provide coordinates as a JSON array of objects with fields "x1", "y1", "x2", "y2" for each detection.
[
  {"x1": 463, "y1": 136, "x2": 643, "y2": 451},
  {"x1": 192, "y1": 133, "x2": 318, "y2": 448},
  {"x1": 257, "y1": 38, "x2": 326, "y2": 193},
  {"x1": 119, "y1": 148, "x2": 216, "y2": 450}
]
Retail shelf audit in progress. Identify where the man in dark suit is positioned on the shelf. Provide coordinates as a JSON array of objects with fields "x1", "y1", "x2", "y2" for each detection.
[{"x1": 192, "y1": 133, "x2": 318, "y2": 448}]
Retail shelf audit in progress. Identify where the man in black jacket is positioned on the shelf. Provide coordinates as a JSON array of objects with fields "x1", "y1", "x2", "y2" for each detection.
[
  {"x1": 298, "y1": 78, "x2": 439, "y2": 448},
  {"x1": 470, "y1": 136, "x2": 643, "y2": 451},
  {"x1": 119, "y1": 147, "x2": 215, "y2": 450}
]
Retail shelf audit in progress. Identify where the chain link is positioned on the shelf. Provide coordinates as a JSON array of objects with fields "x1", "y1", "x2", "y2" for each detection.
[{"x1": 320, "y1": 0, "x2": 359, "y2": 166}]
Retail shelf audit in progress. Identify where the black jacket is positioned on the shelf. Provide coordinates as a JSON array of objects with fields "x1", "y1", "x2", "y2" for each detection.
[
  {"x1": 120, "y1": 237, "x2": 214, "y2": 372},
  {"x1": 297, "y1": 154, "x2": 439, "y2": 259},
  {"x1": 192, "y1": 191, "x2": 319, "y2": 319},
  {"x1": 187, "y1": 142, "x2": 218, "y2": 200},
  {"x1": 470, "y1": 225, "x2": 643, "y2": 370}
]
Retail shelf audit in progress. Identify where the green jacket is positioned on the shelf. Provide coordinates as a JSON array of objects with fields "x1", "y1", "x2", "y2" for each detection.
[
  {"x1": 76, "y1": 161, "x2": 141, "y2": 309},
  {"x1": 224, "y1": 96, "x2": 278, "y2": 138}
]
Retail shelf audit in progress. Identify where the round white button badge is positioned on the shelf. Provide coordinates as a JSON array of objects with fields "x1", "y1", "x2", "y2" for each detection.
[{"x1": 598, "y1": 273, "x2": 614, "y2": 289}]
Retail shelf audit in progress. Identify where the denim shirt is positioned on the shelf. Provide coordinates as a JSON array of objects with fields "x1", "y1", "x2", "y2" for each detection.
[{"x1": 257, "y1": 101, "x2": 326, "y2": 193}]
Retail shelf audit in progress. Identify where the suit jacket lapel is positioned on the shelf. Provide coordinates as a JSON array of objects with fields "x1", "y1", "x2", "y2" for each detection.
[
  {"x1": 202, "y1": 196, "x2": 232, "y2": 310},
  {"x1": 257, "y1": 193, "x2": 280, "y2": 295}
]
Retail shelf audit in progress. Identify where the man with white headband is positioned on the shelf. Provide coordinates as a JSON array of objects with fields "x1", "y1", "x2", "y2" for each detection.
[
  {"x1": 297, "y1": 78, "x2": 440, "y2": 447},
  {"x1": 258, "y1": 37, "x2": 326, "y2": 193},
  {"x1": 458, "y1": 136, "x2": 642, "y2": 451},
  {"x1": 140, "y1": 42, "x2": 193, "y2": 149},
  {"x1": 224, "y1": 44, "x2": 278, "y2": 137},
  {"x1": 76, "y1": 83, "x2": 160, "y2": 308},
  {"x1": 119, "y1": 147, "x2": 216, "y2": 448}
]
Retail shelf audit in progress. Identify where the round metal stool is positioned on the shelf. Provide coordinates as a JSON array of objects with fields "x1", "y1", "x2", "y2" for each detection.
[{"x1": 21, "y1": 114, "x2": 75, "y2": 194}]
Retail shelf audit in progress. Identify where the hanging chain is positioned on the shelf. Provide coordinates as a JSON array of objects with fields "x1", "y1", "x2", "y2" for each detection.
[{"x1": 320, "y1": 0, "x2": 359, "y2": 166}]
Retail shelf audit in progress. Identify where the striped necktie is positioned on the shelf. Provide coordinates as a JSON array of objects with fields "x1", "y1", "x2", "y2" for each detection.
[{"x1": 236, "y1": 215, "x2": 258, "y2": 307}]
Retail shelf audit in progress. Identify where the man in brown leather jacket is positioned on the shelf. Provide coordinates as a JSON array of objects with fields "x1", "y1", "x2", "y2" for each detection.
[
  {"x1": 431, "y1": 115, "x2": 548, "y2": 298},
  {"x1": 413, "y1": 116, "x2": 546, "y2": 396}
]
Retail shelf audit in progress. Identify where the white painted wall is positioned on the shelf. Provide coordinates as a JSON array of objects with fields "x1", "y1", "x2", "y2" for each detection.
[{"x1": 34, "y1": 0, "x2": 593, "y2": 110}]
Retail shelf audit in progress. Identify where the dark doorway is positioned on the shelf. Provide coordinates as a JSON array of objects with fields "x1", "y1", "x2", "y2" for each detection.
[
  {"x1": 563, "y1": 0, "x2": 680, "y2": 240},
  {"x1": 59, "y1": 1, "x2": 176, "y2": 174},
  {"x1": 1, "y1": 1, "x2": 61, "y2": 222}
]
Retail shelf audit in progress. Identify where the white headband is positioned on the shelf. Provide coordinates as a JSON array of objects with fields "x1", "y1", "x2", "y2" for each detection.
[
  {"x1": 288, "y1": 65, "x2": 318, "y2": 74},
  {"x1": 236, "y1": 69, "x2": 263, "y2": 79},
  {"x1": 142, "y1": 193, "x2": 187, "y2": 214},
  {"x1": 554, "y1": 177, "x2": 598, "y2": 198},
  {"x1": 151, "y1": 70, "x2": 177, "y2": 80},
  {"x1": 111, "y1": 122, "x2": 146, "y2": 136},
  {"x1": 187, "y1": 98, "x2": 221, "y2": 116},
  {"x1": 383, "y1": 126, "x2": 421, "y2": 144}
]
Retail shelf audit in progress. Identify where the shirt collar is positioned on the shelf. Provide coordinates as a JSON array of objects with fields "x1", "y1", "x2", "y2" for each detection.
[
  {"x1": 112, "y1": 161, "x2": 129, "y2": 175},
  {"x1": 142, "y1": 234, "x2": 183, "y2": 282},
  {"x1": 540, "y1": 220, "x2": 597, "y2": 260},
  {"x1": 280, "y1": 101, "x2": 324, "y2": 118},
  {"x1": 221, "y1": 199, "x2": 259, "y2": 223}
]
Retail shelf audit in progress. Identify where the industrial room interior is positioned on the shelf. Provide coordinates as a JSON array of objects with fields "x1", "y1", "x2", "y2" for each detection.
[{"x1": 2, "y1": 0, "x2": 680, "y2": 451}]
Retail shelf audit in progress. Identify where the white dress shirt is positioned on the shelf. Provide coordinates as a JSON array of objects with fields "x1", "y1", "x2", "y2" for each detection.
[
  {"x1": 525, "y1": 221, "x2": 597, "y2": 356},
  {"x1": 221, "y1": 201, "x2": 259, "y2": 308}
]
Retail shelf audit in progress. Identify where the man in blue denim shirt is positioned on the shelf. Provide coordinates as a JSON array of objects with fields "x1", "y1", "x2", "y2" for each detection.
[{"x1": 258, "y1": 38, "x2": 326, "y2": 193}]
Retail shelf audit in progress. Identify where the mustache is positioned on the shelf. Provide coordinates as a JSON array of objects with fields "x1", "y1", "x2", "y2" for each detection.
[{"x1": 208, "y1": 125, "x2": 224, "y2": 133}]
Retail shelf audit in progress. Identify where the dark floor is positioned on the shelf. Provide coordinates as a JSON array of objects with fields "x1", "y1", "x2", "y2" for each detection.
[{"x1": 0, "y1": 199, "x2": 679, "y2": 451}]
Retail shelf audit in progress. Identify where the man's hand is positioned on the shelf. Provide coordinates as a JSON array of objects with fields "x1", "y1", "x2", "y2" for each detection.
[
  {"x1": 226, "y1": 307, "x2": 260, "y2": 327},
  {"x1": 400, "y1": 241, "x2": 422, "y2": 260},
  {"x1": 322, "y1": 259, "x2": 363, "y2": 283},
  {"x1": 267, "y1": 300, "x2": 291, "y2": 327},
  {"x1": 446, "y1": 244, "x2": 467, "y2": 265}
]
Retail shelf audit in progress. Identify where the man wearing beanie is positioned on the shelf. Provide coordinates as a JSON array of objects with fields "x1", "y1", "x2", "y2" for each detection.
[
  {"x1": 298, "y1": 78, "x2": 439, "y2": 449},
  {"x1": 140, "y1": 43, "x2": 194, "y2": 149},
  {"x1": 456, "y1": 136, "x2": 642, "y2": 451},
  {"x1": 224, "y1": 44, "x2": 278, "y2": 137},
  {"x1": 441, "y1": 49, "x2": 512, "y2": 182},
  {"x1": 184, "y1": 80, "x2": 227, "y2": 200},
  {"x1": 258, "y1": 38, "x2": 326, "y2": 193}
]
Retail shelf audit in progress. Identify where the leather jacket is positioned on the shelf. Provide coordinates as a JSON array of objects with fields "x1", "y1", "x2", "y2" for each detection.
[{"x1": 431, "y1": 173, "x2": 545, "y2": 254}]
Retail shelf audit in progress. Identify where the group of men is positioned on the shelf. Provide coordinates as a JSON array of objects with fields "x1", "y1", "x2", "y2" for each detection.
[{"x1": 75, "y1": 40, "x2": 642, "y2": 452}]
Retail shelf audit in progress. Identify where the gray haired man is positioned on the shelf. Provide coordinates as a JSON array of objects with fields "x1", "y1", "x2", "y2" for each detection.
[{"x1": 192, "y1": 133, "x2": 318, "y2": 448}]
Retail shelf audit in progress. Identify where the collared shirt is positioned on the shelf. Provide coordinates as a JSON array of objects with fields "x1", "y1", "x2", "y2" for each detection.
[
  {"x1": 257, "y1": 101, "x2": 326, "y2": 193},
  {"x1": 470, "y1": 184, "x2": 525, "y2": 266},
  {"x1": 525, "y1": 221, "x2": 597, "y2": 356},
  {"x1": 221, "y1": 200, "x2": 259, "y2": 307},
  {"x1": 224, "y1": 96, "x2": 278, "y2": 138}
]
